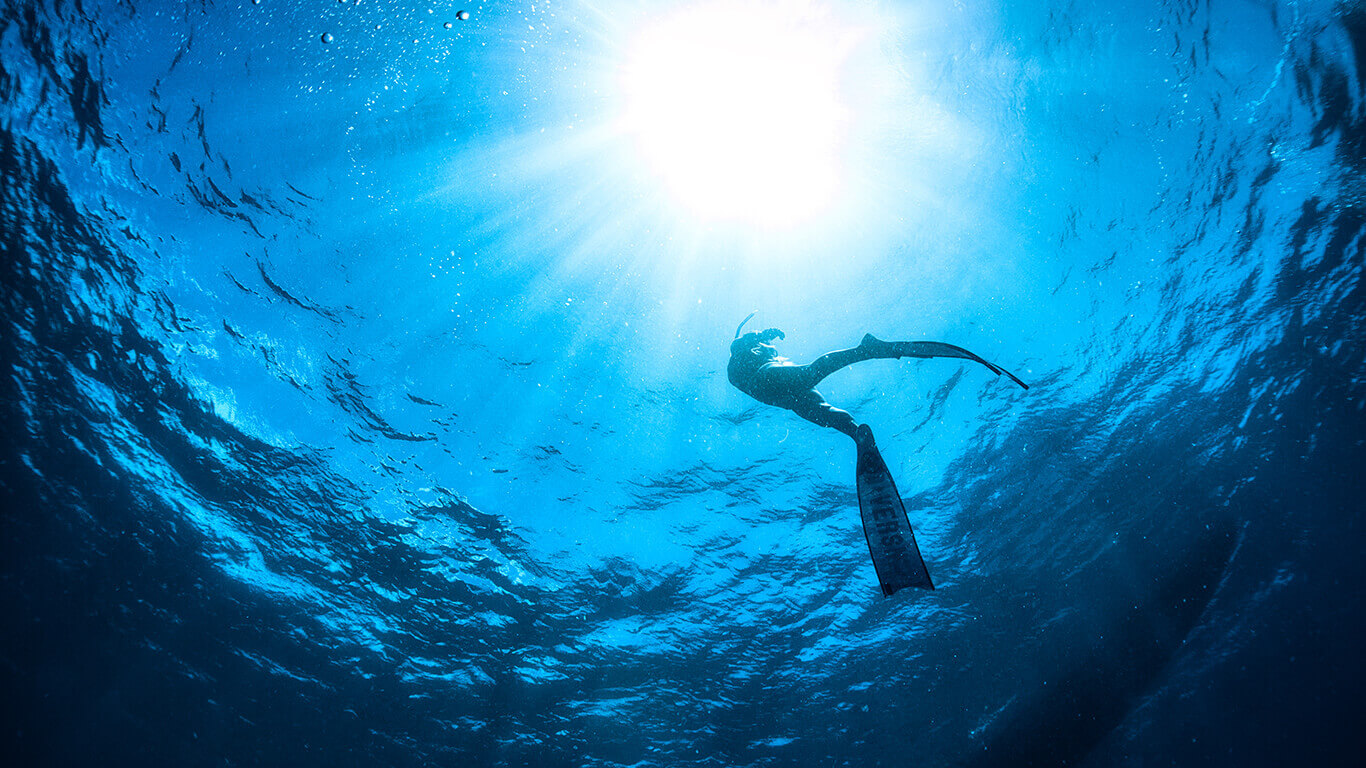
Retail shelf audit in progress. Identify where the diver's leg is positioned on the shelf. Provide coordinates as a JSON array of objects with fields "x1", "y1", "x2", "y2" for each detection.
[
  {"x1": 769, "y1": 336, "x2": 922, "y2": 391},
  {"x1": 801, "y1": 334, "x2": 955, "y2": 385},
  {"x1": 789, "y1": 389, "x2": 862, "y2": 441},
  {"x1": 799, "y1": 346, "x2": 879, "y2": 387}
]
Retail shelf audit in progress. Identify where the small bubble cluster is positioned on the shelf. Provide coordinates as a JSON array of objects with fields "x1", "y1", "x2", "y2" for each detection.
[{"x1": 313, "y1": 5, "x2": 471, "y2": 46}]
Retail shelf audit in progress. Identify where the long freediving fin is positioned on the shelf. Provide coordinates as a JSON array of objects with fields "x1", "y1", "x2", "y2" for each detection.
[
  {"x1": 892, "y1": 340, "x2": 1029, "y2": 390},
  {"x1": 856, "y1": 427, "x2": 934, "y2": 595}
]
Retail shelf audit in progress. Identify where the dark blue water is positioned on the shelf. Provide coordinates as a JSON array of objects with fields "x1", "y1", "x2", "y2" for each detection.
[{"x1": 2, "y1": 0, "x2": 1363, "y2": 765}]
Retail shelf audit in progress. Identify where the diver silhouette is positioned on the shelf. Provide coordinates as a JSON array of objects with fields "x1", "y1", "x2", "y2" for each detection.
[
  {"x1": 727, "y1": 316, "x2": 1028, "y2": 445},
  {"x1": 726, "y1": 313, "x2": 1028, "y2": 595}
]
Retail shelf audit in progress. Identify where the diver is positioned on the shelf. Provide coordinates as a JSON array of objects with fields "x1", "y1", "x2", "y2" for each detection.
[{"x1": 727, "y1": 314, "x2": 1028, "y2": 446}]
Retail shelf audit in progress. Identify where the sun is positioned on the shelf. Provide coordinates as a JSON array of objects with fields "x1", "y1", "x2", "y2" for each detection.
[{"x1": 618, "y1": 1, "x2": 861, "y2": 228}]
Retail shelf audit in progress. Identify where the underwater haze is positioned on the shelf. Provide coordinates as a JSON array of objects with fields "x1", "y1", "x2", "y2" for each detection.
[{"x1": 2, "y1": 0, "x2": 1364, "y2": 765}]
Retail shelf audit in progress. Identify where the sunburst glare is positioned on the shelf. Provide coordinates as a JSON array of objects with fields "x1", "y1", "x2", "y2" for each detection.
[{"x1": 617, "y1": 1, "x2": 868, "y2": 227}]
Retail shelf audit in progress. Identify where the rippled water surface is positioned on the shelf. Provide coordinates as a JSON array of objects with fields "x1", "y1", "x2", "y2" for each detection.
[{"x1": 2, "y1": 0, "x2": 1364, "y2": 765}]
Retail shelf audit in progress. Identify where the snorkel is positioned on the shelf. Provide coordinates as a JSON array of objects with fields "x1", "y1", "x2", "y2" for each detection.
[
  {"x1": 731, "y1": 311, "x2": 760, "y2": 357},
  {"x1": 734, "y1": 310, "x2": 758, "y2": 339}
]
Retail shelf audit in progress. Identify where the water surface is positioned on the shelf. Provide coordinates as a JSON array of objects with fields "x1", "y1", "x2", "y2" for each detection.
[{"x1": 2, "y1": 0, "x2": 1363, "y2": 765}]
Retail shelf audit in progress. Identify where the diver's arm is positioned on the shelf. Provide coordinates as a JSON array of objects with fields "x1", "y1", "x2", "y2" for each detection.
[{"x1": 758, "y1": 328, "x2": 785, "y2": 342}]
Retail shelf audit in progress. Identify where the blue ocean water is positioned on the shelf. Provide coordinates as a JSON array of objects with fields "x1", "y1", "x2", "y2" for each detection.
[{"x1": 2, "y1": 0, "x2": 1363, "y2": 765}]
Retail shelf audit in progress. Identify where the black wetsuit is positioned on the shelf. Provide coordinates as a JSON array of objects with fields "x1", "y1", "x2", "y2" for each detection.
[
  {"x1": 728, "y1": 330, "x2": 1028, "y2": 441},
  {"x1": 728, "y1": 329, "x2": 873, "y2": 439}
]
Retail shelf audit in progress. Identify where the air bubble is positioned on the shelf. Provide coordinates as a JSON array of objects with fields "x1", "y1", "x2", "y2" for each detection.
[
  {"x1": 444, "y1": 21, "x2": 453, "y2": 29},
  {"x1": 321, "y1": 32, "x2": 334, "y2": 44},
  {"x1": 457, "y1": 10, "x2": 470, "y2": 20}
]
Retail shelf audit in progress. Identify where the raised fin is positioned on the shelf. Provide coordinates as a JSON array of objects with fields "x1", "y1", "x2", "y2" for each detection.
[{"x1": 892, "y1": 341, "x2": 1029, "y2": 390}]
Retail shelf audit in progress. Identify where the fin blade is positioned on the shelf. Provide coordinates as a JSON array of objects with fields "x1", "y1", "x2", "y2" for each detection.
[
  {"x1": 857, "y1": 442, "x2": 934, "y2": 594},
  {"x1": 897, "y1": 341, "x2": 1029, "y2": 390}
]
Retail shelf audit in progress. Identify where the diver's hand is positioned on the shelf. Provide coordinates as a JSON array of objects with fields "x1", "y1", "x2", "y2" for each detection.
[{"x1": 760, "y1": 328, "x2": 785, "y2": 342}]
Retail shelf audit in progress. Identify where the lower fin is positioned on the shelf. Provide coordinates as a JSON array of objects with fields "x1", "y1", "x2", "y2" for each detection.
[{"x1": 856, "y1": 437, "x2": 934, "y2": 595}]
